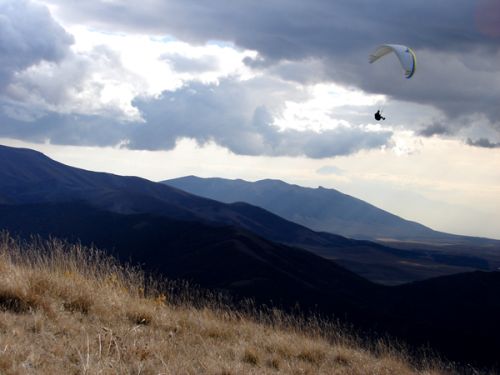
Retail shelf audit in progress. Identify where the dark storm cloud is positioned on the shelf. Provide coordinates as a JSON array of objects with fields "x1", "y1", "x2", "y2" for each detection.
[
  {"x1": 44, "y1": 0, "x2": 490, "y2": 55},
  {"x1": 466, "y1": 137, "x2": 500, "y2": 148},
  {"x1": 0, "y1": 0, "x2": 73, "y2": 89}
]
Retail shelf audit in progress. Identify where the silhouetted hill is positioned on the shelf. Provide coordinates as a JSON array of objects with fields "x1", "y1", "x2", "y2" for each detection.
[
  {"x1": 164, "y1": 176, "x2": 499, "y2": 246},
  {"x1": 0, "y1": 202, "x2": 376, "y2": 313},
  {"x1": 391, "y1": 271, "x2": 500, "y2": 367}
]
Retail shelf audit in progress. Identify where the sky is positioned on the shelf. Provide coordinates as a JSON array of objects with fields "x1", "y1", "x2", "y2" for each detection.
[{"x1": 1, "y1": 0, "x2": 500, "y2": 239}]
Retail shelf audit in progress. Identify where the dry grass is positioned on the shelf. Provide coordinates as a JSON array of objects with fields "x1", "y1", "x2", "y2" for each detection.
[{"x1": 0, "y1": 233, "x2": 460, "y2": 374}]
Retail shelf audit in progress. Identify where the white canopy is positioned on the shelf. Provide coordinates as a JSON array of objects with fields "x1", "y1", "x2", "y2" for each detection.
[{"x1": 369, "y1": 44, "x2": 416, "y2": 79}]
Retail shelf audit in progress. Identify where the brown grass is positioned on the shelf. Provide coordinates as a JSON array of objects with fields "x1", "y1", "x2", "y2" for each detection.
[{"x1": 0, "y1": 232, "x2": 460, "y2": 374}]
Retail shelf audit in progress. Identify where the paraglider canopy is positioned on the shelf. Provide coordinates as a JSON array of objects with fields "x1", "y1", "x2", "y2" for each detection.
[{"x1": 369, "y1": 44, "x2": 416, "y2": 79}]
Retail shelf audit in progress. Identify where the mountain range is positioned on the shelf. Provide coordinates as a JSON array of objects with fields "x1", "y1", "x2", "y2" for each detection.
[
  {"x1": 164, "y1": 176, "x2": 500, "y2": 283},
  {"x1": 5, "y1": 145, "x2": 499, "y2": 285},
  {"x1": 1, "y1": 144, "x2": 500, "y2": 368},
  {"x1": 164, "y1": 176, "x2": 499, "y2": 246}
]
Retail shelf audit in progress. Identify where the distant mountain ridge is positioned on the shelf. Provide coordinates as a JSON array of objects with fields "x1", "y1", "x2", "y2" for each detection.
[
  {"x1": 0, "y1": 145, "x2": 381, "y2": 250},
  {"x1": 1, "y1": 145, "x2": 498, "y2": 285},
  {"x1": 163, "y1": 176, "x2": 498, "y2": 246}
]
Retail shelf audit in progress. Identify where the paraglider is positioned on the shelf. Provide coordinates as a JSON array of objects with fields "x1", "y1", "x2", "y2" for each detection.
[
  {"x1": 369, "y1": 44, "x2": 416, "y2": 79},
  {"x1": 369, "y1": 44, "x2": 416, "y2": 120},
  {"x1": 374, "y1": 110, "x2": 385, "y2": 121}
]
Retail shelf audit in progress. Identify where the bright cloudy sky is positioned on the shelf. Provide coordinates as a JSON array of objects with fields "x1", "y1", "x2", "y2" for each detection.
[{"x1": 1, "y1": 0, "x2": 500, "y2": 239}]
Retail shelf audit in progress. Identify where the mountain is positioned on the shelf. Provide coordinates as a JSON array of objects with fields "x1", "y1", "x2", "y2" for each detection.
[
  {"x1": 0, "y1": 145, "x2": 350, "y2": 243},
  {"x1": 0, "y1": 202, "x2": 377, "y2": 314},
  {"x1": 164, "y1": 176, "x2": 499, "y2": 246},
  {"x1": 164, "y1": 176, "x2": 500, "y2": 281},
  {"x1": 0, "y1": 144, "x2": 497, "y2": 285},
  {"x1": 1, "y1": 201, "x2": 500, "y2": 369}
]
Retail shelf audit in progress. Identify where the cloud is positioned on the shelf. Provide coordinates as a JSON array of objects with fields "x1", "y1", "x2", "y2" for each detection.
[
  {"x1": 0, "y1": 103, "x2": 127, "y2": 147},
  {"x1": 316, "y1": 165, "x2": 344, "y2": 175},
  {"x1": 0, "y1": 0, "x2": 73, "y2": 90},
  {"x1": 5, "y1": 45, "x2": 146, "y2": 122},
  {"x1": 418, "y1": 122, "x2": 452, "y2": 137},
  {"x1": 5, "y1": 0, "x2": 499, "y2": 155},
  {"x1": 466, "y1": 137, "x2": 500, "y2": 148},
  {"x1": 245, "y1": 58, "x2": 329, "y2": 85},
  {"x1": 41, "y1": 0, "x2": 500, "y2": 130},
  {"x1": 162, "y1": 53, "x2": 220, "y2": 73},
  {"x1": 43, "y1": 0, "x2": 493, "y2": 55},
  {"x1": 0, "y1": 77, "x2": 392, "y2": 157},
  {"x1": 126, "y1": 78, "x2": 391, "y2": 158},
  {"x1": 2, "y1": 19, "x2": 259, "y2": 123},
  {"x1": 0, "y1": 1, "x2": 140, "y2": 121}
]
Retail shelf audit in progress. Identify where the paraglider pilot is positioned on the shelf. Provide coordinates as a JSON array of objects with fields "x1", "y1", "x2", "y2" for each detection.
[{"x1": 374, "y1": 110, "x2": 385, "y2": 121}]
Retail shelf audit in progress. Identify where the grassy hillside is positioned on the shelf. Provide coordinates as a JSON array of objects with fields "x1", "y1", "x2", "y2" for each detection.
[{"x1": 0, "y1": 234, "x2": 454, "y2": 374}]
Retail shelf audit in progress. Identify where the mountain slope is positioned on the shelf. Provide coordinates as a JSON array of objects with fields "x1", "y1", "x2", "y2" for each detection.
[
  {"x1": 0, "y1": 202, "x2": 377, "y2": 314},
  {"x1": 0, "y1": 236, "x2": 453, "y2": 375},
  {"x1": 1, "y1": 202, "x2": 500, "y2": 369},
  {"x1": 0, "y1": 144, "x2": 495, "y2": 285},
  {"x1": 164, "y1": 176, "x2": 498, "y2": 245},
  {"x1": 0, "y1": 145, "x2": 353, "y2": 247}
]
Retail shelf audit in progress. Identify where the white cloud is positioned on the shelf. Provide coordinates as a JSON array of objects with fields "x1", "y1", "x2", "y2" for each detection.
[
  {"x1": 125, "y1": 78, "x2": 392, "y2": 158},
  {"x1": 274, "y1": 83, "x2": 385, "y2": 132},
  {"x1": 3, "y1": 19, "x2": 260, "y2": 123},
  {"x1": 5, "y1": 46, "x2": 144, "y2": 122}
]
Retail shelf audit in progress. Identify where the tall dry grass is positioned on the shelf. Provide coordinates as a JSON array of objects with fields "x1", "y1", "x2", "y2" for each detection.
[{"x1": 0, "y1": 232, "x2": 463, "y2": 374}]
